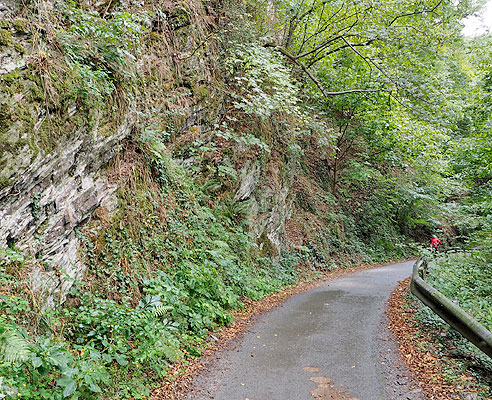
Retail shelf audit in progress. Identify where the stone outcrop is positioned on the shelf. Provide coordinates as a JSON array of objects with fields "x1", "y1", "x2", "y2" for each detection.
[
  {"x1": 0, "y1": 3, "x2": 135, "y2": 303},
  {"x1": 234, "y1": 160, "x2": 260, "y2": 202},
  {"x1": 249, "y1": 158, "x2": 296, "y2": 258},
  {"x1": 0, "y1": 114, "x2": 134, "y2": 305},
  {"x1": 234, "y1": 156, "x2": 296, "y2": 258}
]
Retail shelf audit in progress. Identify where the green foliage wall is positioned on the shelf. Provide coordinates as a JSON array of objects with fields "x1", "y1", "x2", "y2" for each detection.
[{"x1": 0, "y1": 140, "x2": 302, "y2": 399}]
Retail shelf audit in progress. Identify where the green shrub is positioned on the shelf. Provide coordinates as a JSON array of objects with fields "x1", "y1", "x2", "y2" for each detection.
[
  {"x1": 427, "y1": 246, "x2": 492, "y2": 330},
  {"x1": 55, "y1": 1, "x2": 145, "y2": 106}
]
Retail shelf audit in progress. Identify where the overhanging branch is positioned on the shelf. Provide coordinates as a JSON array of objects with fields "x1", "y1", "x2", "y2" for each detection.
[
  {"x1": 264, "y1": 43, "x2": 386, "y2": 97},
  {"x1": 388, "y1": 0, "x2": 443, "y2": 26}
]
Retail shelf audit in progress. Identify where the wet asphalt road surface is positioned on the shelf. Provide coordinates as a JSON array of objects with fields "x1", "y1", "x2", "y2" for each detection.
[{"x1": 186, "y1": 260, "x2": 419, "y2": 400}]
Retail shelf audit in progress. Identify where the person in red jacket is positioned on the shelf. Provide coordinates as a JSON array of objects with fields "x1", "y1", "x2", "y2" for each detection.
[{"x1": 430, "y1": 235, "x2": 442, "y2": 252}]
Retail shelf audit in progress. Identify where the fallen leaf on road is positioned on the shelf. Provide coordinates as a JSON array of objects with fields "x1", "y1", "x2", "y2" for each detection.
[
  {"x1": 310, "y1": 376, "x2": 331, "y2": 384},
  {"x1": 303, "y1": 366, "x2": 320, "y2": 373}
]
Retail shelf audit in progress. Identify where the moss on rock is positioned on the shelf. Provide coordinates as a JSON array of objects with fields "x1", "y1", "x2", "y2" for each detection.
[
  {"x1": 37, "y1": 115, "x2": 62, "y2": 151},
  {"x1": 12, "y1": 18, "x2": 29, "y2": 34},
  {"x1": 0, "y1": 28, "x2": 13, "y2": 46},
  {"x1": 0, "y1": 104, "x2": 12, "y2": 133},
  {"x1": 1, "y1": 71, "x2": 19, "y2": 83},
  {"x1": 13, "y1": 41, "x2": 25, "y2": 54},
  {"x1": 0, "y1": 177, "x2": 12, "y2": 190}
]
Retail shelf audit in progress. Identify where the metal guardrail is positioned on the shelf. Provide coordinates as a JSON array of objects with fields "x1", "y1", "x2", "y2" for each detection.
[{"x1": 410, "y1": 258, "x2": 492, "y2": 359}]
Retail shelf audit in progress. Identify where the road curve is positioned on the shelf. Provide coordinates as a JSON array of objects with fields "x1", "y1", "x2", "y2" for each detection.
[{"x1": 186, "y1": 260, "x2": 420, "y2": 400}]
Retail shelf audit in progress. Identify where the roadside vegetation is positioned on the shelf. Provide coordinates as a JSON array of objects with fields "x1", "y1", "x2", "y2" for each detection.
[
  {"x1": 426, "y1": 245, "x2": 492, "y2": 330},
  {"x1": 0, "y1": 0, "x2": 491, "y2": 399}
]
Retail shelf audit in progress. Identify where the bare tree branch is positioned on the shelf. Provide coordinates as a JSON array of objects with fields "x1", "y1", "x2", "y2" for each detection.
[
  {"x1": 305, "y1": 39, "x2": 375, "y2": 68},
  {"x1": 296, "y1": 34, "x2": 346, "y2": 60},
  {"x1": 298, "y1": 0, "x2": 316, "y2": 21},
  {"x1": 340, "y1": 36, "x2": 391, "y2": 82},
  {"x1": 267, "y1": 44, "x2": 331, "y2": 97},
  {"x1": 297, "y1": 6, "x2": 362, "y2": 56},
  {"x1": 337, "y1": 36, "x2": 431, "y2": 106},
  {"x1": 264, "y1": 43, "x2": 386, "y2": 97},
  {"x1": 324, "y1": 88, "x2": 385, "y2": 95},
  {"x1": 283, "y1": 0, "x2": 309, "y2": 48},
  {"x1": 388, "y1": 0, "x2": 443, "y2": 26}
]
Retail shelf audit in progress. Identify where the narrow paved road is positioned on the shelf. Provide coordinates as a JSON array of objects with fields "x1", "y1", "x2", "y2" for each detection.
[{"x1": 186, "y1": 260, "x2": 422, "y2": 400}]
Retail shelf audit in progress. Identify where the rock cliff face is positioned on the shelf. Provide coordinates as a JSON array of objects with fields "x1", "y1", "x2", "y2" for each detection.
[
  {"x1": 0, "y1": 1, "x2": 135, "y2": 303},
  {"x1": 236, "y1": 157, "x2": 296, "y2": 257},
  {"x1": 0, "y1": 0, "x2": 296, "y2": 303},
  {"x1": 0, "y1": 119, "x2": 133, "y2": 304}
]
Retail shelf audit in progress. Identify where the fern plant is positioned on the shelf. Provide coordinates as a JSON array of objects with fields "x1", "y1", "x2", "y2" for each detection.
[
  {"x1": 152, "y1": 305, "x2": 173, "y2": 319},
  {"x1": 0, "y1": 327, "x2": 30, "y2": 362}
]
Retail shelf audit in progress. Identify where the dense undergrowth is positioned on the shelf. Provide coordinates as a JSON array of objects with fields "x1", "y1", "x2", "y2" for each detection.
[
  {"x1": 426, "y1": 246, "x2": 492, "y2": 330},
  {"x1": 0, "y1": 137, "x2": 306, "y2": 399}
]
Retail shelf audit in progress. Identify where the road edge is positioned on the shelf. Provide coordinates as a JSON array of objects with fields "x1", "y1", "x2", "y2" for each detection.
[{"x1": 151, "y1": 259, "x2": 411, "y2": 400}]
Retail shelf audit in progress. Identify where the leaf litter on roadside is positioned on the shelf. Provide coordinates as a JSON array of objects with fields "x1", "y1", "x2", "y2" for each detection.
[{"x1": 387, "y1": 278, "x2": 491, "y2": 400}]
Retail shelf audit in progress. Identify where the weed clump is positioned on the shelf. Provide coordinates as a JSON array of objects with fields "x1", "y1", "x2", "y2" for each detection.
[{"x1": 12, "y1": 18, "x2": 29, "y2": 34}]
